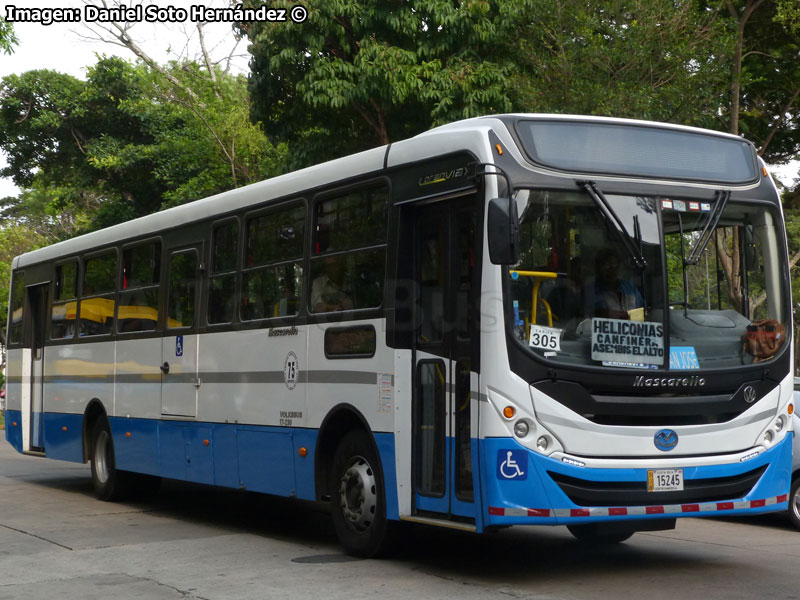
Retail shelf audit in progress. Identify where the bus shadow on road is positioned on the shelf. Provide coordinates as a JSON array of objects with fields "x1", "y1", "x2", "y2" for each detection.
[{"x1": 16, "y1": 470, "x2": 771, "y2": 582}]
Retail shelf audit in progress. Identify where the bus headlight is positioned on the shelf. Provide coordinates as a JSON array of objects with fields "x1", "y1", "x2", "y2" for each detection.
[
  {"x1": 536, "y1": 436, "x2": 549, "y2": 452},
  {"x1": 775, "y1": 415, "x2": 786, "y2": 432},
  {"x1": 764, "y1": 430, "x2": 774, "y2": 444},
  {"x1": 513, "y1": 420, "x2": 529, "y2": 438}
]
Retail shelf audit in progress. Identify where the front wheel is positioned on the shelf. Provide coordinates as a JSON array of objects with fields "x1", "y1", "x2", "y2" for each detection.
[
  {"x1": 788, "y1": 477, "x2": 800, "y2": 530},
  {"x1": 330, "y1": 430, "x2": 390, "y2": 558}
]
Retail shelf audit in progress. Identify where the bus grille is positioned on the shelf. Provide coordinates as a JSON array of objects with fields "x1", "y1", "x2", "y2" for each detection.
[{"x1": 547, "y1": 466, "x2": 767, "y2": 507}]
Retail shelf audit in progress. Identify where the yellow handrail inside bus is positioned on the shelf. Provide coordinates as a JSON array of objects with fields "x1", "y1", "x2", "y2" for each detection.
[{"x1": 509, "y1": 270, "x2": 558, "y2": 336}]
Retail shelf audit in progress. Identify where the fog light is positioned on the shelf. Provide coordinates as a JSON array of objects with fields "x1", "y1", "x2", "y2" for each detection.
[
  {"x1": 536, "y1": 436, "x2": 549, "y2": 452},
  {"x1": 513, "y1": 420, "x2": 529, "y2": 438}
]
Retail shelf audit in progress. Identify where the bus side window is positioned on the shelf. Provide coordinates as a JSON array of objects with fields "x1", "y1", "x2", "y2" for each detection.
[
  {"x1": 310, "y1": 184, "x2": 388, "y2": 313},
  {"x1": 241, "y1": 201, "x2": 305, "y2": 321},
  {"x1": 167, "y1": 251, "x2": 198, "y2": 329},
  {"x1": 8, "y1": 271, "x2": 25, "y2": 345},
  {"x1": 118, "y1": 241, "x2": 161, "y2": 333},
  {"x1": 80, "y1": 251, "x2": 117, "y2": 337},
  {"x1": 51, "y1": 261, "x2": 78, "y2": 340},
  {"x1": 208, "y1": 220, "x2": 238, "y2": 325}
]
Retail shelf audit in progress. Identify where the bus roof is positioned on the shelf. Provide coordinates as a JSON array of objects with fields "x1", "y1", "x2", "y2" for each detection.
[{"x1": 13, "y1": 114, "x2": 758, "y2": 269}]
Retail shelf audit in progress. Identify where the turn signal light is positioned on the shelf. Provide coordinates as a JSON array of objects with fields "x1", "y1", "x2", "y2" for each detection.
[
  {"x1": 125, "y1": 432, "x2": 132, "y2": 438},
  {"x1": 503, "y1": 406, "x2": 515, "y2": 419},
  {"x1": 789, "y1": 404, "x2": 794, "y2": 415},
  {"x1": 298, "y1": 447, "x2": 308, "y2": 457}
]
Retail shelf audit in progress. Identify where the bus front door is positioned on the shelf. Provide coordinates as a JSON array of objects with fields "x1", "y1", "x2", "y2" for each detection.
[{"x1": 412, "y1": 196, "x2": 477, "y2": 520}]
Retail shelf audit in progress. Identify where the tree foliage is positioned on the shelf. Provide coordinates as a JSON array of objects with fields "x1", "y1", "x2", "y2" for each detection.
[
  {"x1": 241, "y1": 0, "x2": 514, "y2": 167},
  {"x1": 0, "y1": 57, "x2": 285, "y2": 231},
  {"x1": 0, "y1": 17, "x2": 17, "y2": 55},
  {"x1": 505, "y1": 0, "x2": 733, "y2": 128}
]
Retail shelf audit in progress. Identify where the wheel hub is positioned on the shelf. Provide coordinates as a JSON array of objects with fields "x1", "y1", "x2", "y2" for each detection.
[
  {"x1": 94, "y1": 431, "x2": 110, "y2": 484},
  {"x1": 339, "y1": 456, "x2": 377, "y2": 532}
]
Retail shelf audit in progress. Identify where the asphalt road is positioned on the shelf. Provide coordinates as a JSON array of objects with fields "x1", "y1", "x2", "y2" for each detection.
[{"x1": 2, "y1": 439, "x2": 800, "y2": 600}]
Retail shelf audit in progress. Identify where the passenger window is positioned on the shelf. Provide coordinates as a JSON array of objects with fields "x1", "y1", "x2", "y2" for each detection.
[
  {"x1": 208, "y1": 221, "x2": 238, "y2": 325},
  {"x1": 8, "y1": 271, "x2": 25, "y2": 345},
  {"x1": 118, "y1": 242, "x2": 161, "y2": 333},
  {"x1": 80, "y1": 251, "x2": 117, "y2": 336},
  {"x1": 324, "y1": 325, "x2": 376, "y2": 358},
  {"x1": 167, "y1": 250, "x2": 197, "y2": 329},
  {"x1": 310, "y1": 184, "x2": 388, "y2": 313},
  {"x1": 51, "y1": 261, "x2": 78, "y2": 340},
  {"x1": 314, "y1": 186, "x2": 387, "y2": 253},
  {"x1": 241, "y1": 201, "x2": 305, "y2": 321}
]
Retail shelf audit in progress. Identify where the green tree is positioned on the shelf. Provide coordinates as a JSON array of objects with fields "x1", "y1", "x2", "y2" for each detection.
[
  {"x1": 0, "y1": 57, "x2": 285, "y2": 230},
  {"x1": 0, "y1": 17, "x2": 17, "y2": 55},
  {"x1": 506, "y1": 0, "x2": 732, "y2": 128},
  {"x1": 722, "y1": 0, "x2": 800, "y2": 163},
  {"x1": 241, "y1": 0, "x2": 514, "y2": 167}
]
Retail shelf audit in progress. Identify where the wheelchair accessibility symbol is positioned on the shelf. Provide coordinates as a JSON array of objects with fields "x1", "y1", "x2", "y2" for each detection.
[{"x1": 497, "y1": 449, "x2": 527, "y2": 481}]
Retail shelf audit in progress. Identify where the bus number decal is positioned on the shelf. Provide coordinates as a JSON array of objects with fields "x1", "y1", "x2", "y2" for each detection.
[
  {"x1": 528, "y1": 325, "x2": 561, "y2": 352},
  {"x1": 284, "y1": 351, "x2": 299, "y2": 390}
]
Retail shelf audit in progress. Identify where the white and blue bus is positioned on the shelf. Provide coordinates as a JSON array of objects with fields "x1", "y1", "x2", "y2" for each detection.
[{"x1": 3, "y1": 115, "x2": 794, "y2": 555}]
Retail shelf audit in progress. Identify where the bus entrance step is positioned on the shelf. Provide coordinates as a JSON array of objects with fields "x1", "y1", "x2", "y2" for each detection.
[{"x1": 399, "y1": 515, "x2": 477, "y2": 532}]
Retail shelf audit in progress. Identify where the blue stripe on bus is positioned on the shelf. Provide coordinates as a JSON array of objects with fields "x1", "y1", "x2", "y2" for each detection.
[
  {"x1": 481, "y1": 433, "x2": 792, "y2": 526},
  {"x1": 5, "y1": 410, "x2": 22, "y2": 453},
  {"x1": 4, "y1": 411, "x2": 399, "y2": 519}
]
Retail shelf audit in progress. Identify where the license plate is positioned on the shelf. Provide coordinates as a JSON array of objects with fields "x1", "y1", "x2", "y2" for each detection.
[{"x1": 647, "y1": 468, "x2": 684, "y2": 492}]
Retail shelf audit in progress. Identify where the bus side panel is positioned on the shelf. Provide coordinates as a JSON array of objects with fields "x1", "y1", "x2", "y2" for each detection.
[
  {"x1": 212, "y1": 424, "x2": 240, "y2": 489},
  {"x1": 375, "y1": 432, "x2": 399, "y2": 520},
  {"x1": 291, "y1": 428, "x2": 318, "y2": 501},
  {"x1": 42, "y1": 412, "x2": 84, "y2": 462},
  {"x1": 109, "y1": 417, "x2": 161, "y2": 477},
  {"x1": 5, "y1": 410, "x2": 23, "y2": 452},
  {"x1": 236, "y1": 427, "x2": 296, "y2": 495}
]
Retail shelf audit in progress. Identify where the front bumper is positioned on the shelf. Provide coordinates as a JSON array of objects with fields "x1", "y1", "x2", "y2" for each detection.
[{"x1": 482, "y1": 433, "x2": 791, "y2": 526}]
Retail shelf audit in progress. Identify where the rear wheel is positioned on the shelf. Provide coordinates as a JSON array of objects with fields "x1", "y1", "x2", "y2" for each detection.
[
  {"x1": 789, "y1": 477, "x2": 800, "y2": 530},
  {"x1": 90, "y1": 418, "x2": 132, "y2": 501},
  {"x1": 330, "y1": 430, "x2": 390, "y2": 557}
]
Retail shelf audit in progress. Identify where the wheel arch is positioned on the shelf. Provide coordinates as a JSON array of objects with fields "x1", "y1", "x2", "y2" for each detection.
[
  {"x1": 315, "y1": 403, "x2": 381, "y2": 502},
  {"x1": 82, "y1": 399, "x2": 108, "y2": 462}
]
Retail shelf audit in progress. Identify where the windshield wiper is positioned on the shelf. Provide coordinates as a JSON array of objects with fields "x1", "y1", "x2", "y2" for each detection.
[
  {"x1": 578, "y1": 181, "x2": 647, "y2": 269},
  {"x1": 685, "y1": 190, "x2": 730, "y2": 265}
]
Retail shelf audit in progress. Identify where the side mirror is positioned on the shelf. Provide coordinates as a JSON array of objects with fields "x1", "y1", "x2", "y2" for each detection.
[{"x1": 488, "y1": 197, "x2": 520, "y2": 265}]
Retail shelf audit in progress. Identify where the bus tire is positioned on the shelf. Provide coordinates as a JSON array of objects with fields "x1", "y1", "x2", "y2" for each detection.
[
  {"x1": 90, "y1": 418, "x2": 132, "y2": 501},
  {"x1": 330, "y1": 430, "x2": 390, "y2": 558},
  {"x1": 567, "y1": 523, "x2": 634, "y2": 544},
  {"x1": 789, "y1": 477, "x2": 800, "y2": 531}
]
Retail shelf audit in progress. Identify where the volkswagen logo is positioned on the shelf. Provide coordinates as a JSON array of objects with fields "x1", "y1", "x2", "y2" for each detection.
[
  {"x1": 743, "y1": 386, "x2": 757, "y2": 404},
  {"x1": 654, "y1": 429, "x2": 679, "y2": 452}
]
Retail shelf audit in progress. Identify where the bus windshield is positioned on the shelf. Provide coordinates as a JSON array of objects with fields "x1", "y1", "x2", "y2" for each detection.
[{"x1": 508, "y1": 189, "x2": 789, "y2": 370}]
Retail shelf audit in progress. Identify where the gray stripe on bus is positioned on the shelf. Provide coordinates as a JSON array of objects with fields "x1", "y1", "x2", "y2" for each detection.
[{"x1": 28, "y1": 370, "x2": 384, "y2": 386}]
